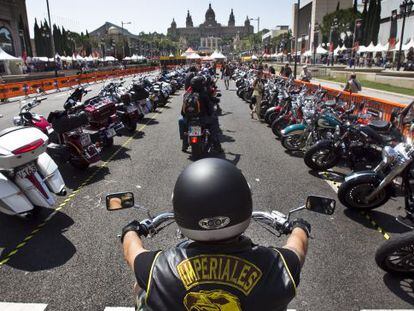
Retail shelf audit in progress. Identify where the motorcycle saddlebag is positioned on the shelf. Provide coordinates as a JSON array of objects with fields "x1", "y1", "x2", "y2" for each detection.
[
  {"x1": 84, "y1": 99, "x2": 116, "y2": 125},
  {"x1": 50, "y1": 111, "x2": 89, "y2": 134}
]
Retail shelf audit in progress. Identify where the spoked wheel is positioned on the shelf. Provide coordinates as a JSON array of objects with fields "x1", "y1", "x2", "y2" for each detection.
[
  {"x1": 375, "y1": 231, "x2": 414, "y2": 276},
  {"x1": 271, "y1": 118, "x2": 289, "y2": 138},
  {"x1": 338, "y1": 177, "x2": 390, "y2": 210},
  {"x1": 282, "y1": 134, "x2": 305, "y2": 151},
  {"x1": 304, "y1": 141, "x2": 340, "y2": 171}
]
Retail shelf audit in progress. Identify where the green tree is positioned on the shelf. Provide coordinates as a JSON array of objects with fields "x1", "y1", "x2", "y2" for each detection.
[{"x1": 320, "y1": 8, "x2": 361, "y2": 48}]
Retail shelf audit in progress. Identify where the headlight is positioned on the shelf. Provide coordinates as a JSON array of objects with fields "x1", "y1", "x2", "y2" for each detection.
[{"x1": 382, "y1": 146, "x2": 398, "y2": 164}]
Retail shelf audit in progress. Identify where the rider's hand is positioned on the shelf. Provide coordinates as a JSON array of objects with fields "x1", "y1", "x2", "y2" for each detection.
[
  {"x1": 291, "y1": 218, "x2": 311, "y2": 238},
  {"x1": 121, "y1": 221, "x2": 149, "y2": 242}
]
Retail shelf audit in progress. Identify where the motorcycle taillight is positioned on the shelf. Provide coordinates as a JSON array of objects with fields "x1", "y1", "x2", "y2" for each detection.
[
  {"x1": 191, "y1": 137, "x2": 198, "y2": 144},
  {"x1": 12, "y1": 138, "x2": 44, "y2": 155}
]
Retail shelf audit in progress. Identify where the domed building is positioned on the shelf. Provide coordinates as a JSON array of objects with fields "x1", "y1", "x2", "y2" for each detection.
[{"x1": 168, "y1": 4, "x2": 254, "y2": 52}]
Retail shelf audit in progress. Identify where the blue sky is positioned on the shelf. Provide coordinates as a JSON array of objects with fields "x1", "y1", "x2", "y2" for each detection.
[{"x1": 26, "y1": 0, "x2": 297, "y2": 36}]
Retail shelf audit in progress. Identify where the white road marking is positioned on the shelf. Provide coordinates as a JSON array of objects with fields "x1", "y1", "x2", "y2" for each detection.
[{"x1": 0, "y1": 302, "x2": 48, "y2": 311}]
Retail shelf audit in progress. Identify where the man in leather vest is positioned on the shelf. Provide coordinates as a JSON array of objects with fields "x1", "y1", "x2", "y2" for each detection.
[{"x1": 121, "y1": 158, "x2": 310, "y2": 310}]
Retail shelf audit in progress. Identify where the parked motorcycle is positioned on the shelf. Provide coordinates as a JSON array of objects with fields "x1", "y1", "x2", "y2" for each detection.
[
  {"x1": 0, "y1": 126, "x2": 66, "y2": 217},
  {"x1": 14, "y1": 97, "x2": 101, "y2": 169},
  {"x1": 303, "y1": 121, "x2": 400, "y2": 172},
  {"x1": 375, "y1": 230, "x2": 414, "y2": 276},
  {"x1": 66, "y1": 87, "x2": 124, "y2": 148},
  {"x1": 338, "y1": 133, "x2": 414, "y2": 214}
]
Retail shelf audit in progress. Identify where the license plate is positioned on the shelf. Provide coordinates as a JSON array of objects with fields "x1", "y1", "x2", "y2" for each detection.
[
  {"x1": 80, "y1": 133, "x2": 92, "y2": 147},
  {"x1": 106, "y1": 128, "x2": 116, "y2": 138},
  {"x1": 189, "y1": 126, "x2": 202, "y2": 137},
  {"x1": 126, "y1": 105, "x2": 138, "y2": 114},
  {"x1": 16, "y1": 163, "x2": 37, "y2": 179}
]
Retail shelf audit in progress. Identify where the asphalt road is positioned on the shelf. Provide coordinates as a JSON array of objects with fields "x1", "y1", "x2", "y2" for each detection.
[{"x1": 0, "y1": 79, "x2": 413, "y2": 310}]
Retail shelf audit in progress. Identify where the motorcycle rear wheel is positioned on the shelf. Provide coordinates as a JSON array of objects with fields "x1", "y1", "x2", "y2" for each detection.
[
  {"x1": 191, "y1": 144, "x2": 203, "y2": 160},
  {"x1": 375, "y1": 231, "x2": 414, "y2": 276},
  {"x1": 304, "y1": 141, "x2": 341, "y2": 171},
  {"x1": 125, "y1": 120, "x2": 138, "y2": 133},
  {"x1": 282, "y1": 134, "x2": 305, "y2": 151},
  {"x1": 69, "y1": 157, "x2": 90, "y2": 170},
  {"x1": 338, "y1": 177, "x2": 390, "y2": 210}
]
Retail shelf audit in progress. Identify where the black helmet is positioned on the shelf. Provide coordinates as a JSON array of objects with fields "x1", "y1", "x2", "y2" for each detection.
[
  {"x1": 173, "y1": 159, "x2": 252, "y2": 242},
  {"x1": 190, "y1": 75, "x2": 205, "y2": 92}
]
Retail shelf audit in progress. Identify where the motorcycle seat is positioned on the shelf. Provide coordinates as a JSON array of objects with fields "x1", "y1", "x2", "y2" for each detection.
[{"x1": 369, "y1": 120, "x2": 390, "y2": 131}]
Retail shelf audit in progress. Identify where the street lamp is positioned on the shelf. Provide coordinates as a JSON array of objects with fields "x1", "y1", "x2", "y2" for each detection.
[
  {"x1": 351, "y1": 18, "x2": 362, "y2": 69},
  {"x1": 250, "y1": 17, "x2": 260, "y2": 53},
  {"x1": 45, "y1": 0, "x2": 57, "y2": 77},
  {"x1": 294, "y1": 0, "x2": 300, "y2": 78},
  {"x1": 121, "y1": 21, "x2": 131, "y2": 59},
  {"x1": 313, "y1": 23, "x2": 319, "y2": 65},
  {"x1": 329, "y1": 17, "x2": 338, "y2": 66},
  {"x1": 397, "y1": 0, "x2": 413, "y2": 71}
]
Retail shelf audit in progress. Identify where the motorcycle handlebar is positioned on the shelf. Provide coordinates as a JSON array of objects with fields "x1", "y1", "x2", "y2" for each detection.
[{"x1": 138, "y1": 211, "x2": 289, "y2": 237}]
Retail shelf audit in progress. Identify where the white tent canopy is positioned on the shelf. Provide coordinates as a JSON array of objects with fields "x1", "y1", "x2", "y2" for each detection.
[
  {"x1": 373, "y1": 42, "x2": 389, "y2": 52},
  {"x1": 298, "y1": 45, "x2": 328, "y2": 56},
  {"x1": 303, "y1": 50, "x2": 313, "y2": 57},
  {"x1": 0, "y1": 47, "x2": 19, "y2": 61},
  {"x1": 0, "y1": 46, "x2": 23, "y2": 75},
  {"x1": 182, "y1": 47, "x2": 197, "y2": 57},
  {"x1": 316, "y1": 45, "x2": 328, "y2": 54},
  {"x1": 403, "y1": 38, "x2": 414, "y2": 51},
  {"x1": 85, "y1": 55, "x2": 95, "y2": 62},
  {"x1": 186, "y1": 53, "x2": 201, "y2": 60},
  {"x1": 32, "y1": 56, "x2": 49, "y2": 62},
  {"x1": 210, "y1": 50, "x2": 226, "y2": 60},
  {"x1": 102, "y1": 56, "x2": 117, "y2": 62},
  {"x1": 251, "y1": 55, "x2": 258, "y2": 60}
]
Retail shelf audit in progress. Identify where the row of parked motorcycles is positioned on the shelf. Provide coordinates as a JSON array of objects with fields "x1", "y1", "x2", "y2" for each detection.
[
  {"x1": 235, "y1": 69, "x2": 414, "y2": 276},
  {"x1": 0, "y1": 69, "x2": 186, "y2": 218}
]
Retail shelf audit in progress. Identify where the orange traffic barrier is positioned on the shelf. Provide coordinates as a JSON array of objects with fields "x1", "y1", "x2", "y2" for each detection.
[
  {"x1": 262, "y1": 71, "x2": 408, "y2": 126},
  {"x1": 0, "y1": 66, "x2": 158, "y2": 102}
]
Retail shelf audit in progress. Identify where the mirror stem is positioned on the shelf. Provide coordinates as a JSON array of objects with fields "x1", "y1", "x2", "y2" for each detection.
[{"x1": 287, "y1": 205, "x2": 306, "y2": 221}]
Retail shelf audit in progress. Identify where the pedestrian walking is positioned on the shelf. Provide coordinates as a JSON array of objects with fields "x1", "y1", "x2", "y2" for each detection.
[
  {"x1": 223, "y1": 63, "x2": 232, "y2": 90},
  {"x1": 344, "y1": 74, "x2": 362, "y2": 93},
  {"x1": 251, "y1": 66, "x2": 265, "y2": 120}
]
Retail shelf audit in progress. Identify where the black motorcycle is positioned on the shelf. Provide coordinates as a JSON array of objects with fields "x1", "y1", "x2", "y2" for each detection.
[
  {"x1": 338, "y1": 139, "x2": 414, "y2": 215},
  {"x1": 304, "y1": 121, "x2": 401, "y2": 171}
]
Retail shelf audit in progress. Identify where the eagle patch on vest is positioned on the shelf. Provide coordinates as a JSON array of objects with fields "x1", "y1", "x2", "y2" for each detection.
[{"x1": 184, "y1": 290, "x2": 241, "y2": 311}]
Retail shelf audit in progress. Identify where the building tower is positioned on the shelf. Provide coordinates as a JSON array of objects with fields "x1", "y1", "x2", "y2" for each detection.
[
  {"x1": 205, "y1": 3, "x2": 217, "y2": 24},
  {"x1": 186, "y1": 10, "x2": 193, "y2": 28},
  {"x1": 245, "y1": 16, "x2": 251, "y2": 28},
  {"x1": 228, "y1": 9, "x2": 235, "y2": 27}
]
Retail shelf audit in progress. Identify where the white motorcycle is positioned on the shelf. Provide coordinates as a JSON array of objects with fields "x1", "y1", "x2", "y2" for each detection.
[{"x1": 0, "y1": 126, "x2": 66, "y2": 217}]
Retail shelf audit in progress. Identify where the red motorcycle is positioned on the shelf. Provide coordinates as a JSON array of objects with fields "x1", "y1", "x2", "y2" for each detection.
[
  {"x1": 64, "y1": 87, "x2": 124, "y2": 148},
  {"x1": 13, "y1": 98, "x2": 101, "y2": 169}
]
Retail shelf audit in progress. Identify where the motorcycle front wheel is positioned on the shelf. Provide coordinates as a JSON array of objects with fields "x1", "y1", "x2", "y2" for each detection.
[
  {"x1": 304, "y1": 141, "x2": 341, "y2": 171},
  {"x1": 338, "y1": 177, "x2": 390, "y2": 210},
  {"x1": 271, "y1": 118, "x2": 290, "y2": 138},
  {"x1": 282, "y1": 134, "x2": 305, "y2": 151},
  {"x1": 375, "y1": 231, "x2": 414, "y2": 276}
]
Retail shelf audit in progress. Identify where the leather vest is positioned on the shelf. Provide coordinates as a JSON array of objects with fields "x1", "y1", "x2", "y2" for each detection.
[{"x1": 143, "y1": 236, "x2": 297, "y2": 311}]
